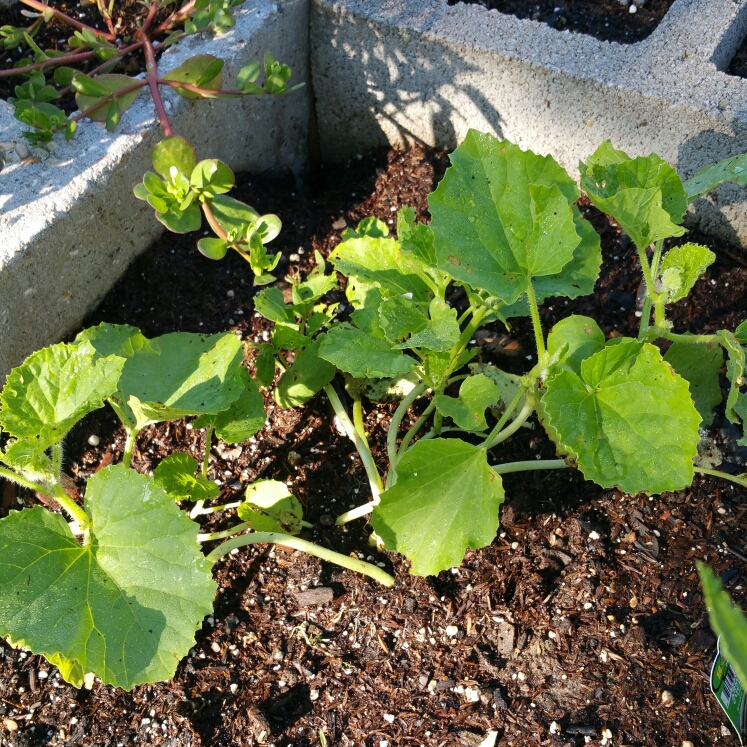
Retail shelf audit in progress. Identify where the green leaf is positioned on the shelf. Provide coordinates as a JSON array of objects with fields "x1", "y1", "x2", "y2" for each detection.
[
  {"x1": 664, "y1": 341, "x2": 722, "y2": 427},
  {"x1": 580, "y1": 141, "x2": 687, "y2": 250},
  {"x1": 112, "y1": 331, "x2": 244, "y2": 430},
  {"x1": 468, "y1": 364, "x2": 522, "y2": 414},
  {"x1": 75, "y1": 322, "x2": 151, "y2": 359},
  {"x1": 272, "y1": 325, "x2": 310, "y2": 351},
  {"x1": 53, "y1": 66, "x2": 77, "y2": 86},
  {"x1": 151, "y1": 136, "x2": 197, "y2": 179},
  {"x1": 74, "y1": 74, "x2": 141, "y2": 123},
  {"x1": 394, "y1": 298, "x2": 461, "y2": 352},
  {"x1": 659, "y1": 243, "x2": 715, "y2": 303},
  {"x1": 254, "y1": 344, "x2": 276, "y2": 388},
  {"x1": 197, "y1": 237, "x2": 228, "y2": 260},
  {"x1": 397, "y1": 207, "x2": 436, "y2": 266},
  {"x1": 0, "y1": 465, "x2": 216, "y2": 690},
  {"x1": 434, "y1": 374, "x2": 500, "y2": 432},
  {"x1": 340, "y1": 216, "x2": 390, "y2": 241},
  {"x1": 721, "y1": 331, "x2": 745, "y2": 425},
  {"x1": 290, "y1": 253, "x2": 337, "y2": 309},
  {"x1": 372, "y1": 439, "x2": 504, "y2": 576},
  {"x1": 197, "y1": 368, "x2": 265, "y2": 443},
  {"x1": 237, "y1": 479, "x2": 303, "y2": 534},
  {"x1": 254, "y1": 287, "x2": 296, "y2": 325},
  {"x1": 429, "y1": 130, "x2": 584, "y2": 305},
  {"x1": 209, "y1": 194, "x2": 260, "y2": 235},
  {"x1": 547, "y1": 315, "x2": 605, "y2": 373},
  {"x1": 161, "y1": 54, "x2": 223, "y2": 98},
  {"x1": 330, "y1": 236, "x2": 431, "y2": 302},
  {"x1": 1, "y1": 439, "x2": 54, "y2": 483},
  {"x1": 154, "y1": 452, "x2": 219, "y2": 502},
  {"x1": 236, "y1": 59, "x2": 260, "y2": 89},
  {"x1": 155, "y1": 203, "x2": 202, "y2": 234},
  {"x1": 684, "y1": 154, "x2": 747, "y2": 201},
  {"x1": 378, "y1": 295, "x2": 427, "y2": 344},
  {"x1": 274, "y1": 338, "x2": 336, "y2": 407},
  {"x1": 319, "y1": 324, "x2": 417, "y2": 379},
  {"x1": 735, "y1": 320, "x2": 747, "y2": 345},
  {"x1": 697, "y1": 563, "x2": 747, "y2": 691},
  {"x1": 541, "y1": 339, "x2": 701, "y2": 494},
  {"x1": 0, "y1": 341, "x2": 125, "y2": 450},
  {"x1": 190, "y1": 159, "x2": 234, "y2": 196},
  {"x1": 71, "y1": 72, "x2": 108, "y2": 96}
]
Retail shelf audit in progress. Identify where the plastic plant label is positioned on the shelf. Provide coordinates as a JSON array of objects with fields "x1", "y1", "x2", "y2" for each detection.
[{"x1": 711, "y1": 639, "x2": 747, "y2": 744}]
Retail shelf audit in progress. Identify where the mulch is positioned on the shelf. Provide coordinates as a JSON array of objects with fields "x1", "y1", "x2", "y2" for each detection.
[{"x1": 0, "y1": 144, "x2": 746, "y2": 747}]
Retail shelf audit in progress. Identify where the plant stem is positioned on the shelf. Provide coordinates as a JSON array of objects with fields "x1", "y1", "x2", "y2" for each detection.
[
  {"x1": 694, "y1": 467, "x2": 747, "y2": 490},
  {"x1": 386, "y1": 382, "x2": 427, "y2": 470},
  {"x1": 20, "y1": 0, "x2": 117, "y2": 41},
  {"x1": 202, "y1": 201, "x2": 230, "y2": 241},
  {"x1": 51, "y1": 484, "x2": 90, "y2": 528},
  {"x1": 325, "y1": 385, "x2": 383, "y2": 498},
  {"x1": 206, "y1": 530, "x2": 395, "y2": 587},
  {"x1": 525, "y1": 281, "x2": 546, "y2": 360},
  {"x1": 635, "y1": 243, "x2": 659, "y2": 335},
  {"x1": 122, "y1": 428, "x2": 139, "y2": 469},
  {"x1": 202, "y1": 424, "x2": 213, "y2": 477},
  {"x1": 157, "y1": 80, "x2": 256, "y2": 97},
  {"x1": 482, "y1": 388, "x2": 527, "y2": 450},
  {"x1": 0, "y1": 466, "x2": 51, "y2": 496},
  {"x1": 52, "y1": 443, "x2": 63, "y2": 482},
  {"x1": 71, "y1": 80, "x2": 148, "y2": 122},
  {"x1": 95, "y1": 0, "x2": 116, "y2": 36},
  {"x1": 139, "y1": 11, "x2": 173, "y2": 137},
  {"x1": 154, "y1": 0, "x2": 197, "y2": 35},
  {"x1": 0, "y1": 49, "x2": 96, "y2": 77},
  {"x1": 395, "y1": 399, "x2": 436, "y2": 461},
  {"x1": 649, "y1": 330, "x2": 722, "y2": 346},
  {"x1": 482, "y1": 396, "x2": 535, "y2": 451},
  {"x1": 491, "y1": 459, "x2": 569, "y2": 475}
]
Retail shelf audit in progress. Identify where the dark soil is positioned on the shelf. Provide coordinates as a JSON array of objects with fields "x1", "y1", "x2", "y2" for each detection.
[
  {"x1": 727, "y1": 39, "x2": 747, "y2": 78},
  {"x1": 1, "y1": 146, "x2": 747, "y2": 747},
  {"x1": 450, "y1": 0, "x2": 676, "y2": 44}
]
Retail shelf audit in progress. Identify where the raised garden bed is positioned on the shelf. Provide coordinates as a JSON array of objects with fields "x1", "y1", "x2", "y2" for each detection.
[{"x1": 0, "y1": 145, "x2": 745, "y2": 747}]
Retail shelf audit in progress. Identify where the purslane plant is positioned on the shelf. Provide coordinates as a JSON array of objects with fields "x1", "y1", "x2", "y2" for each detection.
[
  {"x1": 2, "y1": 0, "x2": 300, "y2": 279},
  {"x1": 0, "y1": 323, "x2": 393, "y2": 691},
  {"x1": 248, "y1": 130, "x2": 747, "y2": 576}
]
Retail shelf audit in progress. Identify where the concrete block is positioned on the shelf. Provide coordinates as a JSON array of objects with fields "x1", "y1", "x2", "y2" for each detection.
[
  {"x1": 311, "y1": 0, "x2": 747, "y2": 247},
  {"x1": 0, "y1": 0, "x2": 310, "y2": 376}
]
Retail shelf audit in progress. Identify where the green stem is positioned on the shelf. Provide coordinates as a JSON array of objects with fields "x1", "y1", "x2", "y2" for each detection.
[
  {"x1": 206, "y1": 531, "x2": 395, "y2": 586},
  {"x1": 335, "y1": 501, "x2": 376, "y2": 525},
  {"x1": 122, "y1": 428, "x2": 139, "y2": 469},
  {"x1": 325, "y1": 385, "x2": 383, "y2": 498},
  {"x1": 482, "y1": 396, "x2": 535, "y2": 451},
  {"x1": 636, "y1": 243, "x2": 658, "y2": 336},
  {"x1": 52, "y1": 443, "x2": 63, "y2": 483},
  {"x1": 419, "y1": 426, "x2": 469, "y2": 441},
  {"x1": 525, "y1": 281, "x2": 546, "y2": 360},
  {"x1": 491, "y1": 459, "x2": 569, "y2": 475},
  {"x1": 202, "y1": 424, "x2": 213, "y2": 478},
  {"x1": 51, "y1": 484, "x2": 89, "y2": 529},
  {"x1": 648, "y1": 330, "x2": 721, "y2": 346},
  {"x1": 386, "y1": 382, "x2": 428, "y2": 469},
  {"x1": 198, "y1": 521, "x2": 251, "y2": 542},
  {"x1": 0, "y1": 466, "x2": 54, "y2": 497},
  {"x1": 482, "y1": 389, "x2": 527, "y2": 450},
  {"x1": 695, "y1": 467, "x2": 747, "y2": 490},
  {"x1": 396, "y1": 400, "x2": 436, "y2": 459}
]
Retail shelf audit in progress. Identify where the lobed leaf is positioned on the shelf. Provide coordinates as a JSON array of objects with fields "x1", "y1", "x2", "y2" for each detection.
[
  {"x1": 663, "y1": 341, "x2": 722, "y2": 427},
  {"x1": 546, "y1": 315, "x2": 605, "y2": 373},
  {"x1": 154, "y1": 452, "x2": 219, "y2": 502},
  {"x1": 0, "y1": 465, "x2": 216, "y2": 690},
  {"x1": 237, "y1": 479, "x2": 303, "y2": 534},
  {"x1": 394, "y1": 298, "x2": 460, "y2": 352},
  {"x1": 721, "y1": 331, "x2": 745, "y2": 425},
  {"x1": 659, "y1": 243, "x2": 715, "y2": 303},
  {"x1": 434, "y1": 374, "x2": 500, "y2": 432},
  {"x1": 541, "y1": 339, "x2": 701, "y2": 494},
  {"x1": 372, "y1": 439, "x2": 504, "y2": 576}
]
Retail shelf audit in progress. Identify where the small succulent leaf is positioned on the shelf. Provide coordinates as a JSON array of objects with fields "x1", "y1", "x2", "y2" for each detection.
[
  {"x1": 70, "y1": 72, "x2": 108, "y2": 97},
  {"x1": 133, "y1": 182, "x2": 149, "y2": 201},
  {"x1": 541, "y1": 339, "x2": 700, "y2": 494},
  {"x1": 237, "y1": 479, "x2": 303, "y2": 534},
  {"x1": 394, "y1": 298, "x2": 461, "y2": 352},
  {"x1": 319, "y1": 324, "x2": 417, "y2": 379},
  {"x1": 330, "y1": 236, "x2": 431, "y2": 303},
  {"x1": 153, "y1": 452, "x2": 219, "y2": 502},
  {"x1": 341, "y1": 216, "x2": 390, "y2": 241},
  {"x1": 151, "y1": 136, "x2": 197, "y2": 180},
  {"x1": 697, "y1": 563, "x2": 747, "y2": 691},
  {"x1": 162, "y1": 54, "x2": 223, "y2": 98},
  {"x1": 113, "y1": 331, "x2": 243, "y2": 430},
  {"x1": 209, "y1": 194, "x2": 260, "y2": 235},
  {"x1": 190, "y1": 159, "x2": 234, "y2": 195},
  {"x1": 254, "y1": 344, "x2": 276, "y2": 388},
  {"x1": 721, "y1": 331, "x2": 745, "y2": 425},
  {"x1": 684, "y1": 154, "x2": 747, "y2": 201},
  {"x1": 53, "y1": 66, "x2": 77, "y2": 86},
  {"x1": 197, "y1": 237, "x2": 228, "y2": 259},
  {"x1": 236, "y1": 59, "x2": 260, "y2": 88},
  {"x1": 663, "y1": 341, "x2": 722, "y2": 427},
  {"x1": 2, "y1": 439, "x2": 54, "y2": 483},
  {"x1": 372, "y1": 439, "x2": 504, "y2": 576},
  {"x1": 434, "y1": 374, "x2": 500, "y2": 432},
  {"x1": 0, "y1": 466, "x2": 216, "y2": 690},
  {"x1": 546, "y1": 315, "x2": 605, "y2": 374},
  {"x1": 0, "y1": 341, "x2": 125, "y2": 450},
  {"x1": 429, "y1": 130, "x2": 583, "y2": 305},
  {"x1": 659, "y1": 243, "x2": 715, "y2": 303},
  {"x1": 256, "y1": 214, "x2": 282, "y2": 243},
  {"x1": 206, "y1": 368, "x2": 265, "y2": 443},
  {"x1": 254, "y1": 287, "x2": 296, "y2": 325},
  {"x1": 273, "y1": 338, "x2": 336, "y2": 408},
  {"x1": 75, "y1": 74, "x2": 141, "y2": 123},
  {"x1": 155, "y1": 203, "x2": 202, "y2": 234}
]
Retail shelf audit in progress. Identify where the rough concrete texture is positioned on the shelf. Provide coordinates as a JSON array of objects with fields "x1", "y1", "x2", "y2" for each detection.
[
  {"x1": 0, "y1": 0, "x2": 310, "y2": 376},
  {"x1": 311, "y1": 0, "x2": 747, "y2": 247}
]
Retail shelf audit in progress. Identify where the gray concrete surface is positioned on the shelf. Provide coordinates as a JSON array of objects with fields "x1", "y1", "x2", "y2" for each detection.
[
  {"x1": 0, "y1": 0, "x2": 310, "y2": 376},
  {"x1": 311, "y1": 0, "x2": 747, "y2": 247}
]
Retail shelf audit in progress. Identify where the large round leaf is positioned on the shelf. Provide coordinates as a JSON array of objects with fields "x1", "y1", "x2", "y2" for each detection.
[
  {"x1": 540, "y1": 339, "x2": 700, "y2": 494},
  {"x1": 0, "y1": 465, "x2": 216, "y2": 690}
]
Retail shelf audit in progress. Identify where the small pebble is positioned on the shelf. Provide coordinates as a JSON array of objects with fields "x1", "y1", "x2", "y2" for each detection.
[
  {"x1": 549, "y1": 721, "x2": 560, "y2": 734},
  {"x1": 45, "y1": 141, "x2": 57, "y2": 153},
  {"x1": 682, "y1": 741, "x2": 694, "y2": 747},
  {"x1": 661, "y1": 690, "x2": 674, "y2": 707},
  {"x1": 629, "y1": 595, "x2": 638, "y2": 608},
  {"x1": 383, "y1": 714, "x2": 395, "y2": 723},
  {"x1": 445, "y1": 625, "x2": 459, "y2": 637},
  {"x1": 588, "y1": 530, "x2": 600, "y2": 540},
  {"x1": 4, "y1": 719, "x2": 18, "y2": 732},
  {"x1": 30, "y1": 147, "x2": 49, "y2": 160},
  {"x1": 15, "y1": 142, "x2": 29, "y2": 160},
  {"x1": 230, "y1": 683, "x2": 238, "y2": 693},
  {"x1": 88, "y1": 434, "x2": 100, "y2": 446},
  {"x1": 226, "y1": 289, "x2": 235, "y2": 298},
  {"x1": 629, "y1": 3, "x2": 637, "y2": 12},
  {"x1": 211, "y1": 641, "x2": 221, "y2": 653},
  {"x1": 722, "y1": 725, "x2": 732, "y2": 737}
]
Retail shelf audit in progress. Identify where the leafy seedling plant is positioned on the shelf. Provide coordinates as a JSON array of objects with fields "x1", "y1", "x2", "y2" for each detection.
[
  {"x1": 0, "y1": 323, "x2": 393, "y2": 692},
  {"x1": 2, "y1": 0, "x2": 301, "y2": 280},
  {"x1": 249, "y1": 130, "x2": 747, "y2": 578}
]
